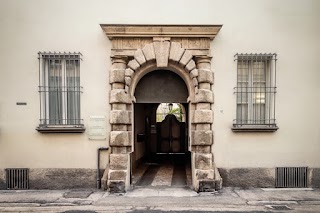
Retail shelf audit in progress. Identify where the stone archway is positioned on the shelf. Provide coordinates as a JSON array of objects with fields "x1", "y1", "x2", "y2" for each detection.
[{"x1": 101, "y1": 25, "x2": 222, "y2": 193}]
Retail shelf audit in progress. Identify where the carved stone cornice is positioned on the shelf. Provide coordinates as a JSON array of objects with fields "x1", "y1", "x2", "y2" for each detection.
[
  {"x1": 101, "y1": 25, "x2": 222, "y2": 57},
  {"x1": 100, "y1": 25, "x2": 222, "y2": 40}
]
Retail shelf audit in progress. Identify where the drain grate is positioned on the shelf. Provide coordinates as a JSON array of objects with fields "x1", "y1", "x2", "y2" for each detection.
[
  {"x1": 276, "y1": 167, "x2": 307, "y2": 188},
  {"x1": 5, "y1": 168, "x2": 29, "y2": 189},
  {"x1": 267, "y1": 205, "x2": 292, "y2": 210}
]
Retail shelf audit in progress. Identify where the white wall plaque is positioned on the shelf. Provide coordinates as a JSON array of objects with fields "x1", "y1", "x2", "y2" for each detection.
[{"x1": 88, "y1": 116, "x2": 106, "y2": 140}]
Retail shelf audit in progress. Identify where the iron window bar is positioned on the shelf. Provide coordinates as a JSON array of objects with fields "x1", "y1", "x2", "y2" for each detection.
[
  {"x1": 37, "y1": 52, "x2": 85, "y2": 133},
  {"x1": 233, "y1": 53, "x2": 278, "y2": 131}
]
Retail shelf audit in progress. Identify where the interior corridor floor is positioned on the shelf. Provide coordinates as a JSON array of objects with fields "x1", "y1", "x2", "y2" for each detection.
[{"x1": 132, "y1": 154, "x2": 192, "y2": 188}]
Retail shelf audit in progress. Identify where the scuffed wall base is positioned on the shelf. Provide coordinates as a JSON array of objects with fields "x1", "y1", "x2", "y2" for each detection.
[
  {"x1": 218, "y1": 168, "x2": 320, "y2": 188},
  {"x1": 218, "y1": 168, "x2": 275, "y2": 188},
  {"x1": 0, "y1": 169, "x2": 5, "y2": 189},
  {"x1": 311, "y1": 168, "x2": 320, "y2": 188},
  {"x1": 0, "y1": 168, "x2": 97, "y2": 190},
  {"x1": 1, "y1": 168, "x2": 319, "y2": 190}
]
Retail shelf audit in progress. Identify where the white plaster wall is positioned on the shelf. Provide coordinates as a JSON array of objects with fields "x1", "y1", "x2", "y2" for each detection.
[{"x1": 0, "y1": 0, "x2": 319, "y2": 169}]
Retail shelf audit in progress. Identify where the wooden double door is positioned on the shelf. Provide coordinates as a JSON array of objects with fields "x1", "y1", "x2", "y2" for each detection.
[{"x1": 156, "y1": 114, "x2": 186, "y2": 154}]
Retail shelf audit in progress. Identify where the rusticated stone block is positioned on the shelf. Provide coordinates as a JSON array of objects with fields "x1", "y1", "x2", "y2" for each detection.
[
  {"x1": 112, "y1": 83, "x2": 125, "y2": 89},
  {"x1": 112, "y1": 124, "x2": 127, "y2": 131},
  {"x1": 185, "y1": 60, "x2": 196, "y2": 72},
  {"x1": 198, "y1": 69, "x2": 214, "y2": 84},
  {"x1": 112, "y1": 104, "x2": 126, "y2": 110},
  {"x1": 193, "y1": 110, "x2": 213, "y2": 124},
  {"x1": 196, "y1": 124, "x2": 211, "y2": 130},
  {"x1": 192, "y1": 130, "x2": 213, "y2": 145},
  {"x1": 179, "y1": 50, "x2": 193, "y2": 66},
  {"x1": 110, "y1": 69, "x2": 125, "y2": 84},
  {"x1": 134, "y1": 49, "x2": 146, "y2": 65},
  {"x1": 196, "y1": 103, "x2": 211, "y2": 110},
  {"x1": 169, "y1": 42, "x2": 184, "y2": 62},
  {"x1": 125, "y1": 85, "x2": 129, "y2": 93},
  {"x1": 195, "y1": 89, "x2": 214, "y2": 103},
  {"x1": 125, "y1": 77, "x2": 131, "y2": 86},
  {"x1": 112, "y1": 147, "x2": 131, "y2": 154},
  {"x1": 125, "y1": 68, "x2": 134, "y2": 77},
  {"x1": 142, "y1": 43, "x2": 156, "y2": 62},
  {"x1": 153, "y1": 41, "x2": 170, "y2": 67},
  {"x1": 127, "y1": 59, "x2": 140, "y2": 71},
  {"x1": 198, "y1": 180, "x2": 215, "y2": 192},
  {"x1": 110, "y1": 110, "x2": 131, "y2": 124},
  {"x1": 110, "y1": 131, "x2": 132, "y2": 146},
  {"x1": 192, "y1": 78, "x2": 198, "y2": 87},
  {"x1": 196, "y1": 169, "x2": 214, "y2": 180},
  {"x1": 112, "y1": 62, "x2": 126, "y2": 70},
  {"x1": 110, "y1": 89, "x2": 131, "y2": 104},
  {"x1": 195, "y1": 153, "x2": 213, "y2": 170},
  {"x1": 192, "y1": 145, "x2": 211, "y2": 153},
  {"x1": 190, "y1": 69, "x2": 198, "y2": 78},
  {"x1": 199, "y1": 83, "x2": 211, "y2": 90},
  {"x1": 109, "y1": 154, "x2": 129, "y2": 170},
  {"x1": 108, "y1": 180, "x2": 125, "y2": 193},
  {"x1": 109, "y1": 170, "x2": 127, "y2": 181}
]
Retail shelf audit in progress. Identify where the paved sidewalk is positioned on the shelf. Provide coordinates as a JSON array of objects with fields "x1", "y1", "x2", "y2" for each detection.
[{"x1": 0, "y1": 187, "x2": 320, "y2": 212}]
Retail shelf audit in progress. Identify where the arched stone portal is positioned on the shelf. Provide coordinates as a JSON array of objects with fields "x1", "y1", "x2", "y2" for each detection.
[{"x1": 101, "y1": 25, "x2": 222, "y2": 192}]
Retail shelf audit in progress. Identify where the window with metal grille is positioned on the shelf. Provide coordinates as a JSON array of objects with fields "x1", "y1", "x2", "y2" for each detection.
[
  {"x1": 232, "y1": 53, "x2": 278, "y2": 131},
  {"x1": 37, "y1": 52, "x2": 85, "y2": 133}
]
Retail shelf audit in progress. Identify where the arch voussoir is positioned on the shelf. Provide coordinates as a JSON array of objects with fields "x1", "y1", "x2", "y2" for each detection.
[
  {"x1": 169, "y1": 42, "x2": 185, "y2": 63},
  {"x1": 142, "y1": 43, "x2": 156, "y2": 62},
  {"x1": 179, "y1": 50, "x2": 193, "y2": 67},
  {"x1": 134, "y1": 49, "x2": 146, "y2": 66}
]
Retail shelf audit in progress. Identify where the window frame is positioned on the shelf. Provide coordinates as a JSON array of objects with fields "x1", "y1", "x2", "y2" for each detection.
[
  {"x1": 36, "y1": 52, "x2": 85, "y2": 133},
  {"x1": 232, "y1": 53, "x2": 278, "y2": 132}
]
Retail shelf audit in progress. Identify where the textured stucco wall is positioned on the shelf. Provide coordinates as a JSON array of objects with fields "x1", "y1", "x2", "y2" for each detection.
[{"x1": 0, "y1": 0, "x2": 319, "y2": 172}]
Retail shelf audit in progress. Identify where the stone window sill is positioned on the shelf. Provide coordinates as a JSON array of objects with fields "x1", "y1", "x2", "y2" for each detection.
[
  {"x1": 232, "y1": 125, "x2": 278, "y2": 132},
  {"x1": 36, "y1": 125, "x2": 86, "y2": 133}
]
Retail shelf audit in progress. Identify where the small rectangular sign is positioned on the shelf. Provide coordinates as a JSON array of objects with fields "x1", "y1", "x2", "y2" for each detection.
[{"x1": 88, "y1": 116, "x2": 106, "y2": 140}]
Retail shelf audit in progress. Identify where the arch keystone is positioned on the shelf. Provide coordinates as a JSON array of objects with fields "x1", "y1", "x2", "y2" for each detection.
[{"x1": 153, "y1": 41, "x2": 170, "y2": 67}]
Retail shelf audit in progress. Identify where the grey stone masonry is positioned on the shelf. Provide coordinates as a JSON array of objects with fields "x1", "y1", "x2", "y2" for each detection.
[
  {"x1": 110, "y1": 131, "x2": 132, "y2": 146},
  {"x1": 106, "y1": 41, "x2": 218, "y2": 193},
  {"x1": 192, "y1": 130, "x2": 213, "y2": 146}
]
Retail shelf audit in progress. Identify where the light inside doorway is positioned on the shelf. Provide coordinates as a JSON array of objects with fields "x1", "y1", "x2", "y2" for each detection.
[{"x1": 156, "y1": 103, "x2": 186, "y2": 122}]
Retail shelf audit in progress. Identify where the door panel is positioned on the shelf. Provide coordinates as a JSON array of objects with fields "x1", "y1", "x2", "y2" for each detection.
[{"x1": 157, "y1": 114, "x2": 185, "y2": 154}]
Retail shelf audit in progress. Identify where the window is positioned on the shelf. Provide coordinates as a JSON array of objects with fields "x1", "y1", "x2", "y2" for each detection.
[
  {"x1": 37, "y1": 52, "x2": 84, "y2": 133},
  {"x1": 233, "y1": 53, "x2": 278, "y2": 131}
]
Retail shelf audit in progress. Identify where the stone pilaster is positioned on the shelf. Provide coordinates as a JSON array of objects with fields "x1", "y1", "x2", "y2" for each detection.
[
  {"x1": 108, "y1": 55, "x2": 132, "y2": 193},
  {"x1": 191, "y1": 55, "x2": 217, "y2": 192}
]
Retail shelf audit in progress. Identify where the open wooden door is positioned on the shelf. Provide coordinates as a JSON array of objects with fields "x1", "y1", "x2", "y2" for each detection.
[{"x1": 156, "y1": 114, "x2": 186, "y2": 154}]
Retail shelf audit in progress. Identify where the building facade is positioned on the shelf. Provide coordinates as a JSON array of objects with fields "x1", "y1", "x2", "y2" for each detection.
[{"x1": 0, "y1": 0, "x2": 319, "y2": 192}]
